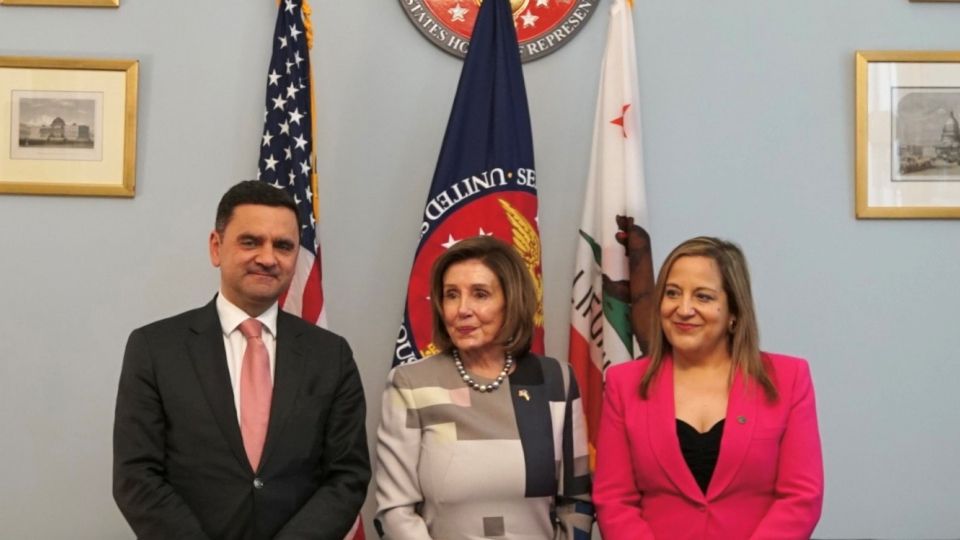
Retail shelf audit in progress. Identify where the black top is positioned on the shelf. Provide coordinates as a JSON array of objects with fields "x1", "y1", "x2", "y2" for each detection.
[{"x1": 676, "y1": 419, "x2": 725, "y2": 494}]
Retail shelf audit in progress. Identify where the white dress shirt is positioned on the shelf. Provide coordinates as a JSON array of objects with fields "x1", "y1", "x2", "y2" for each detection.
[{"x1": 216, "y1": 292, "x2": 278, "y2": 423}]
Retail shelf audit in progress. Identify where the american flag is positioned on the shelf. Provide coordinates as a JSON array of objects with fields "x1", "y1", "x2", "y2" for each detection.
[
  {"x1": 257, "y1": 0, "x2": 326, "y2": 327},
  {"x1": 257, "y1": 6, "x2": 365, "y2": 539}
]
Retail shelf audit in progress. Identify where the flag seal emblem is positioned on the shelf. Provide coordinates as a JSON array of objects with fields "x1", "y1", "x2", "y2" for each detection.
[{"x1": 399, "y1": 0, "x2": 598, "y2": 62}]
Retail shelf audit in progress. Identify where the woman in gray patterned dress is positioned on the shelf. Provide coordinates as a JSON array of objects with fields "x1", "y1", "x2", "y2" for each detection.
[{"x1": 374, "y1": 236, "x2": 594, "y2": 539}]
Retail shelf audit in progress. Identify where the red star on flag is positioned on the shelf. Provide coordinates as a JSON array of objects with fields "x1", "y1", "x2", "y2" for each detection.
[{"x1": 610, "y1": 103, "x2": 630, "y2": 138}]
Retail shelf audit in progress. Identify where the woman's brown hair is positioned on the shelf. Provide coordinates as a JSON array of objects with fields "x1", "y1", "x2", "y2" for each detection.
[
  {"x1": 640, "y1": 236, "x2": 777, "y2": 401},
  {"x1": 429, "y1": 235, "x2": 537, "y2": 357}
]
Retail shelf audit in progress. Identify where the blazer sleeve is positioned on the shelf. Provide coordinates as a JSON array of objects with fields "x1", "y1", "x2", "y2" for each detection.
[
  {"x1": 113, "y1": 328, "x2": 211, "y2": 540},
  {"x1": 593, "y1": 368, "x2": 657, "y2": 540},
  {"x1": 749, "y1": 360, "x2": 824, "y2": 540},
  {"x1": 555, "y1": 363, "x2": 595, "y2": 539},
  {"x1": 373, "y1": 366, "x2": 433, "y2": 539},
  {"x1": 274, "y1": 336, "x2": 371, "y2": 539}
]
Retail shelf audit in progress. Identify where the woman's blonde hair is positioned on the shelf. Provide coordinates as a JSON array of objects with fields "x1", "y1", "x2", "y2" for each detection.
[{"x1": 640, "y1": 236, "x2": 777, "y2": 401}]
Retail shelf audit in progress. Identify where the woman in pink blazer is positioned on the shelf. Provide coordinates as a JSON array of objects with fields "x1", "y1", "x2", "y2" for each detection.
[{"x1": 594, "y1": 237, "x2": 823, "y2": 540}]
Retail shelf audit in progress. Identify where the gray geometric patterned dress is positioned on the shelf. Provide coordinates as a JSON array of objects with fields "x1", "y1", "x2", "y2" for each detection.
[{"x1": 374, "y1": 352, "x2": 594, "y2": 539}]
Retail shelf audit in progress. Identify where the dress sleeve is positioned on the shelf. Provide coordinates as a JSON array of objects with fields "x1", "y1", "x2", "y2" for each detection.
[
  {"x1": 748, "y1": 359, "x2": 824, "y2": 540},
  {"x1": 374, "y1": 367, "x2": 433, "y2": 540},
  {"x1": 593, "y1": 368, "x2": 657, "y2": 540},
  {"x1": 555, "y1": 364, "x2": 595, "y2": 539}
]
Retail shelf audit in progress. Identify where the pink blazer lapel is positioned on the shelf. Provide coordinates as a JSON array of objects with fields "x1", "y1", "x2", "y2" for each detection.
[
  {"x1": 707, "y1": 367, "x2": 759, "y2": 500},
  {"x1": 647, "y1": 358, "x2": 706, "y2": 503}
]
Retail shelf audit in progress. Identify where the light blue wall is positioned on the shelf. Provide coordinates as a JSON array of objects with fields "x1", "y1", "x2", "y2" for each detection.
[{"x1": 1, "y1": 0, "x2": 958, "y2": 538}]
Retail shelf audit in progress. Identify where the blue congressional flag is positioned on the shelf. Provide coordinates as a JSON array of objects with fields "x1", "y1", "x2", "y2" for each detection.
[
  {"x1": 392, "y1": 0, "x2": 545, "y2": 366},
  {"x1": 257, "y1": 0, "x2": 326, "y2": 326}
]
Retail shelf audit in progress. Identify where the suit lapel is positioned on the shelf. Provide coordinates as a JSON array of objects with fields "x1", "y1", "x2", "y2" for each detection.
[
  {"x1": 648, "y1": 358, "x2": 706, "y2": 502},
  {"x1": 707, "y1": 367, "x2": 759, "y2": 500},
  {"x1": 259, "y1": 312, "x2": 305, "y2": 469},
  {"x1": 188, "y1": 300, "x2": 250, "y2": 471}
]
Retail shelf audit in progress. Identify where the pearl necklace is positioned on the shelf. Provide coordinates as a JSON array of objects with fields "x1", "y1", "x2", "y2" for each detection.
[{"x1": 452, "y1": 349, "x2": 514, "y2": 393}]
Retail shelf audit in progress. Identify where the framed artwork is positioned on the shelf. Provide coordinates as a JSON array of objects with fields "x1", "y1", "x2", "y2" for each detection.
[
  {"x1": 0, "y1": 56, "x2": 138, "y2": 197},
  {"x1": 855, "y1": 51, "x2": 960, "y2": 218},
  {"x1": 0, "y1": 0, "x2": 118, "y2": 6}
]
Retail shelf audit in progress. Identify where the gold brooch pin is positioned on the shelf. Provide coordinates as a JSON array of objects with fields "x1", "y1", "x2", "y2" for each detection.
[{"x1": 518, "y1": 389, "x2": 530, "y2": 401}]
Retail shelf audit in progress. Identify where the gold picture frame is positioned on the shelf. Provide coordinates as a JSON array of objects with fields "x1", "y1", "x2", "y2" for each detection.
[
  {"x1": 0, "y1": 56, "x2": 138, "y2": 197},
  {"x1": 0, "y1": 0, "x2": 118, "y2": 7},
  {"x1": 855, "y1": 51, "x2": 960, "y2": 218}
]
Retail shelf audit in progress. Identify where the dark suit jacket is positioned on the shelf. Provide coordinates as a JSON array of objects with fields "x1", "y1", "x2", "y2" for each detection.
[{"x1": 113, "y1": 299, "x2": 370, "y2": 540}]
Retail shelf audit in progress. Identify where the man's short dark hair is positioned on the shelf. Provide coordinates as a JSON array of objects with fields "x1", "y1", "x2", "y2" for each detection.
[{"x1": 215, "y1": 180, "x2": 299, "y2": 234}]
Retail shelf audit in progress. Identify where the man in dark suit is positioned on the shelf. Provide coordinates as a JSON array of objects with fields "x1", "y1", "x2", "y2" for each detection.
[{"x1": 113, "y1": 181, "x2": 370, "y2": 540}]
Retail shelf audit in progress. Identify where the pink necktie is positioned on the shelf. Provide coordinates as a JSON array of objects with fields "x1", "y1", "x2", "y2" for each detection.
[{"x1": 239, "y1": 318, "x2": 272, "y2": 471}]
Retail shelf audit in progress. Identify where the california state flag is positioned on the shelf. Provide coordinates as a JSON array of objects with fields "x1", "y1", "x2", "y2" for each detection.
[{"x1": 568, "y1": 0, "x2": 655, "y2": 468}]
